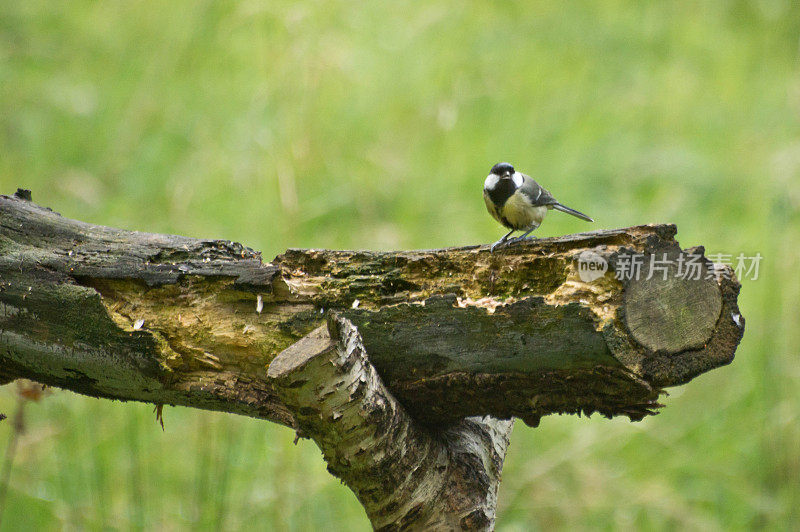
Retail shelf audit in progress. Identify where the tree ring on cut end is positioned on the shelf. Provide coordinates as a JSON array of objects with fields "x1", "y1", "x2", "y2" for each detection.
[{"x1": 624, "y1": 261, "x2": 722, "y2": 354}]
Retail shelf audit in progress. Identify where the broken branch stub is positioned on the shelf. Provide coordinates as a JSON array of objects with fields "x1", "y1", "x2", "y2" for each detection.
[{"x1": 268, "y1": 315, "x2": 513, "y2": 530}]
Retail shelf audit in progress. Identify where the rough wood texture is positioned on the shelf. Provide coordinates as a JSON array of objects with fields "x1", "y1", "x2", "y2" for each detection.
[
  {"x1": 269, "y1": 315, "x2": 513, "y2": 530},
  {"x1": 0, "y1": 190, "x2": 744, "y2": 428}
]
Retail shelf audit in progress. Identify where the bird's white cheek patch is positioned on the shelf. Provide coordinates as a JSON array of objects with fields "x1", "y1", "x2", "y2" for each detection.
[{"x1": 512, "y1": 172, "x2": 524, "y2": 188}]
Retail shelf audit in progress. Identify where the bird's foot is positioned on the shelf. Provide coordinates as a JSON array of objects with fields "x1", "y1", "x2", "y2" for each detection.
[
  {"x1": 490, "y1": 239, "x2": 509, "y2": 253},
  {"x1": 490, "y1": 230, "x2": 518, "y2": 253}
]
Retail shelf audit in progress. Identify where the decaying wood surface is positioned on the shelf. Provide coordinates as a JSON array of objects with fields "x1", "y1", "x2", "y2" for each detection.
[
  {"x1": 0, "y1": 190, "x2": 743, "y2": 428},
  {"x1": 0, "y1": 189, "x2": 745, "y2": 530}
]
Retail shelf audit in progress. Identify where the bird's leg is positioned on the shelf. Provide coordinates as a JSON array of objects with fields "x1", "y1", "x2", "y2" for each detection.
[
  {"x1": 507, "y1": 227, "x2": 538, "y2": 245},
  {"x1": 490, "y1": 229, "x2": 515, "y2": 253}
]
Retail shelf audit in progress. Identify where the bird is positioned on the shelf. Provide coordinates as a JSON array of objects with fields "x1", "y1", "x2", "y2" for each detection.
[{"x1": 483, "y1": 162, "x2": 593, "y2": 252}]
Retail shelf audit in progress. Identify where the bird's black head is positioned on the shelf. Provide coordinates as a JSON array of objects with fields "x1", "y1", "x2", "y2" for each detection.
[{"x1": 490, "y1": 162, "x2": 515, "y2": 178}]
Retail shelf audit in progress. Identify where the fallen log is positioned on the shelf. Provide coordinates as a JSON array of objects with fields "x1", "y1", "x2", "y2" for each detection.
[
  {"x1": 0, "y1": 189, "x2": 743, "y2": 428},
  {"x1": 0, "y1": 189, "x2": 744, "y2": 529}
]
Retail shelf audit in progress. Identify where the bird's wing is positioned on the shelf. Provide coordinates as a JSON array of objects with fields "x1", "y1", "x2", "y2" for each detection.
[{"x1": 518, "y1": 173, "x2": 558, "y2": 206}]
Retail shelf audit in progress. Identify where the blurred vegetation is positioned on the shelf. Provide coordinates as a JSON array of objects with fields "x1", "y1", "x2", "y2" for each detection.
[{"x1": 1, "y1": 1, "x2": 799, "y2": 530}]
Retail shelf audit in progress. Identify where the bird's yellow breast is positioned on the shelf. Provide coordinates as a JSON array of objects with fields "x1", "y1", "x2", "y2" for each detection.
[{"x1": 497, "y1": 192, "x2": 547, "y2": 230}]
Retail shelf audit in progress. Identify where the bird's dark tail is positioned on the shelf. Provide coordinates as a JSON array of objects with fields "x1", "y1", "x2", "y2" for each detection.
[{"x1": 553, "y1": 203, "x2": 594, "y2": 222}]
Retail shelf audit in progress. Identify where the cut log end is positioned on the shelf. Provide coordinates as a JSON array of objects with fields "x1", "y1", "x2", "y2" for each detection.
[{"x1": 625, "y1": 270, "x2": 722, "y2": 354}]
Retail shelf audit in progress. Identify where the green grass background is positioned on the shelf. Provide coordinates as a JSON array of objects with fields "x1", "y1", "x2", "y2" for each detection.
[{"x1": 1, "y1": 1, "x2": 799, "y2": 530}]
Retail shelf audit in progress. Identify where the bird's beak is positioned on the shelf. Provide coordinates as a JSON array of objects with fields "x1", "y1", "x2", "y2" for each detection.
[{"x1": 503, "y1": 171, "x2": 512, "y2": 178}]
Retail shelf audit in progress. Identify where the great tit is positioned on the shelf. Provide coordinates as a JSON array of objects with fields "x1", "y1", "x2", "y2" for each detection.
[{"x1": 483, "y1": 162, "x2": 593, "y2": 252}]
